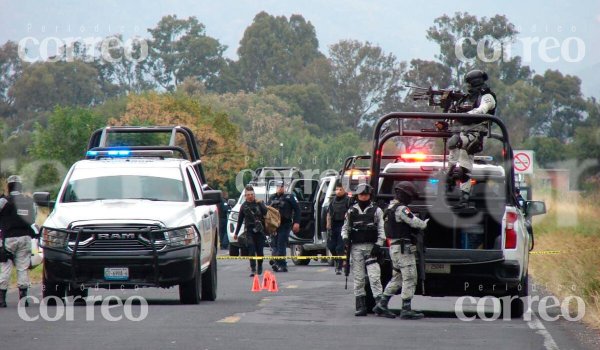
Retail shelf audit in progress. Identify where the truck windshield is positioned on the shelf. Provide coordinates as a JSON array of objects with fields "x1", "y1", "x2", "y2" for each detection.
[{"x1": 62, "y1": 168, "x2": 187, "y2": 202}]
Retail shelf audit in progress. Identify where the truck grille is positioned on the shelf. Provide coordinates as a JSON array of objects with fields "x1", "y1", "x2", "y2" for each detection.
[{"x1": 68, "y1": 224, "x2": 166, "y2": 252}]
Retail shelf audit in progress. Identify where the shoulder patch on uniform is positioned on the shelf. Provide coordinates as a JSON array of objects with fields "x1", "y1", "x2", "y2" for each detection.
[{"x1": 402, "y1": 207, "x2": 414, "y2": 218}]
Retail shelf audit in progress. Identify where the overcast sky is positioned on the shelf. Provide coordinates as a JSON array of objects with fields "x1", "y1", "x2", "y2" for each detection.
[{"x1": 1, "y1": 0, "x2": 598, "y2": 96}]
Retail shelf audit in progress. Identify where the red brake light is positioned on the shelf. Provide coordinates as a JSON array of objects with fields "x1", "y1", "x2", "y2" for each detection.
[{"x1": 505, "y1": 212, "x2": 518, "y2": 249}]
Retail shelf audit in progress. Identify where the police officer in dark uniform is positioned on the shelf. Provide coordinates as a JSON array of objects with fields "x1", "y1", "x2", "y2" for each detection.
[
  {"x1": 268, "y1": 181, "x2": 300, "y2": 272},
  {"x1": 0, "y1": 175, "x2": 37, "y2": 307},
  {"x1": 447, "y1": 69, "x2": 497, "y2": 209},
  {"x1": 326, "y1": 182, "x2": 351, "y2": 275},
  {"x1": 234, "y1": 185, "x2": 268, "y2": 277},
  {"x1": 373, "y1": 181, "x2": 428, "y2": 319}
]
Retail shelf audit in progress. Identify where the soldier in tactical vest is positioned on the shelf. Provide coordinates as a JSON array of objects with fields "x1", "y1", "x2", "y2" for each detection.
[
  {"x1": 267, "y1": 181, "x2": 300, "y2": 272},
  {"x1": 341, "y1": 184, "x2": 386, "y2": 316},
  {"x1": 326, "y1": 182, "x2": 351, "y2": 275},
  {"x1": 234, "y1": 185, "x2": 268, "y2": 277},
  {"x1": 446, "y1": 69, "x2": 497, "y2": 209},
  {"x1": 0, "y1": 175, "x2": 37, "y2": 308},
  {"x1": 373, "y1": 181, "x2": 428, "y2": 319}
]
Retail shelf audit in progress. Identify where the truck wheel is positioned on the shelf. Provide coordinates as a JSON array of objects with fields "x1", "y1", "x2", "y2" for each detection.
[
  {"x1": 42, "y1": 275, "x2": 66, "y2": 306},
  {"x1": 501, "y1": 276, "x2": 528, "y2": 319},
  {"x1": 291, "y1": 245, "x2": 310, "y2": 266},
  {"x1": 179, "y1": 259, "x2": 202, "y2": 304},
  {"x1": 201, "y1": 252, "x2": 218, "y2": 301},
  {"x1": 229, "y1": 244, "x2": 240, "y2": 257}
]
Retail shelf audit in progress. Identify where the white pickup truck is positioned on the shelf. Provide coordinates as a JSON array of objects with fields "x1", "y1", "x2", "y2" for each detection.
[{"x1": 35, "y1": 126, "x2": 221, "y2": 305}]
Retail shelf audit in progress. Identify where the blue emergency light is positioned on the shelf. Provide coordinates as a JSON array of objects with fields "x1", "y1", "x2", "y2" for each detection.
[{"x1": 429, "y1": 178, "x2": 440, "y2": 184}]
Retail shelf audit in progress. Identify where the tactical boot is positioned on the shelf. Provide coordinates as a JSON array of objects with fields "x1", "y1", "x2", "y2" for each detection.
[
  {"x1": 335, "y1": 260, "x2": 342, "y2": 275},
  {"x1": 400, "y1": 299, "x2": 424, "y2": 320},
  {"x1": 0, "y1": 289, "x2": 7, "y2": 308},
  {"x1": 355, "y1": 296, "x2": 368, "y2": 317},
  {"x1": 19, "y1": 288, "x2": 29, "y2": 307},
  {"x1": 373, "y1": 295, "x2": 396, "y2": 318}
]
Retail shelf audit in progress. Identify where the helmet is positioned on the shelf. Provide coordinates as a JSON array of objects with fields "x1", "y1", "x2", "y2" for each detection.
[
  {"x1": 394, "y1": 181, "x2": 418, "y2": 200},
  {"x1": 354, "y1": 183, "x2": 373, "y2": 196},
  {"x1": 7, "y1": 175, "x2": 22, "y2": 184},
  {"x1": 464, "y1": 69, "x2": 488, "y2": 87}
]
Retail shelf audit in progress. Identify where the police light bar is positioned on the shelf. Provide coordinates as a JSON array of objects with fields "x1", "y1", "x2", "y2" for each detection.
[
  {"x1": 399, "y1": 153, "x2": 428, "y2": 161},
  {"x1": 86, "y1": 149, "x2": 175, "y2": 159}
]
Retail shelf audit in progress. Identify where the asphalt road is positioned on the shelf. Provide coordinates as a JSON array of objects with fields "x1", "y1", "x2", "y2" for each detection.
[{"x1": 0, "y1": 251, "x2": 598, "y2": 350}]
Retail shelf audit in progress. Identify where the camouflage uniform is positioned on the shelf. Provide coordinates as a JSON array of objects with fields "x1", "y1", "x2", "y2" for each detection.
[
  {"x1": 341, "y1": 202, "x2": 386, "y2": 298},
  {"x1": 382, "y1": 199, "x2": 427, "y2": 299}
]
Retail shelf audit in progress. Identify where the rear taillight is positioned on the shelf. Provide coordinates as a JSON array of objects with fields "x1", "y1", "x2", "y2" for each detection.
[{"x1": 505, "y1": 212, "x2": 518, "y2": 249}]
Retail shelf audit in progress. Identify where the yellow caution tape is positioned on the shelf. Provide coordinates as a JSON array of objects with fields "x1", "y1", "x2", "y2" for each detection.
[
  {"x1": 530, "y1": 250, "x2": 562, "y2": 255},
  {"x1": 217, "y1": 255, "x2": 347, "y2": 260}
]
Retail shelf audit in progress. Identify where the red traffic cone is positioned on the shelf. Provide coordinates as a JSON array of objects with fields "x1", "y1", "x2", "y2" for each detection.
[
  {"x1": 251, "y1": 274, "x2": 262, "y2": 292},
  {"x1": 268, "y1": 274, "x2": 279, "y2": 293},
  {"x1": 262, "y1": 271, "x2": 272, "y2": 290}
]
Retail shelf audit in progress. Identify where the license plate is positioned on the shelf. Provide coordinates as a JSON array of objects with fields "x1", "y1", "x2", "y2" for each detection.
[
  {"x1": 425, "y1": 263, "x2": 451, "y2": 274},
  {"x1": 104, "y1": 267, "x2": 129, "y2": 281}
]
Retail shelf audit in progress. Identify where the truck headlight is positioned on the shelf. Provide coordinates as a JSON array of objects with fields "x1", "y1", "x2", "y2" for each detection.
[
  {"x1": 41, "y1": 228, "x2": 68, "y2": 249},
  {"x1": 166, "y1": 227, "x2": 197, "y2": 246},
  {"x1": 229, "y1": 211, "x2": 239, "y2": 222}
]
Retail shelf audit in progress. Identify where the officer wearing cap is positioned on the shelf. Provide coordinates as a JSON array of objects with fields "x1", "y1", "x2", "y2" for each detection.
[
  {"x1": 267, "y1": 181, "x2": 300, "y2": 272},
  {"x1": 373, "y1": 181, "x2": 428, "y2": 319},
  {"x1": 341, "y1": 183, "x2": 386, "y2": 316},
  {"x1": 446, "y1": 69, "x2": 497, "y2": 209},
  {"x1": 0, "y1": 175, "x2": 37, "y2": 307}
]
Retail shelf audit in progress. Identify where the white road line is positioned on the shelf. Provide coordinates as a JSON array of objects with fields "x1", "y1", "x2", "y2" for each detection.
[{"x1": 527, "y1": 313, "x2": 560, "y2": 350}]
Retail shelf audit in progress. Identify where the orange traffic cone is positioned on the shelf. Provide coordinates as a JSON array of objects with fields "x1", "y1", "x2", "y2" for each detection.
[
  {"x1": 262, "y1": 271, "x2": 272, "y2": 290},
  {"x1": 251, "y1": 274, "x2": 262, "y2": 292},
  {"x1": 268, "y1": 274, "x2": 279, "y2": 293}
]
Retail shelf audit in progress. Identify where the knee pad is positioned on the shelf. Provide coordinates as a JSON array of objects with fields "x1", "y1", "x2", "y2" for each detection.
[
  {"x1": 452, "y1": 166, "x2": 471, "y2": 183},
  {"x1": 465, "y1": 133, "x2": 483, "y2": 155},
  {"x1": 448, "y1": 134, "x2": 462, "y2": 150}
]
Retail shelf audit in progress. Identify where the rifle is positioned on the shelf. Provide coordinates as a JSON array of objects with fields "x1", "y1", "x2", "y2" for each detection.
[
  {"x1": 414, "y1": 229, "x2": 426, "y2": 294},
  {"x1": 344, "y1": 240, "x2": 351, "y2": 290},
  {"x1": 406, "y1": 85, "x2": 471, "y2": 113}
]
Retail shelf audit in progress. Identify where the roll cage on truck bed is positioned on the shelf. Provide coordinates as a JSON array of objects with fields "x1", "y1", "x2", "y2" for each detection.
[{"x1": 364, "y1": 112, "x2": 546, "y2": 318}]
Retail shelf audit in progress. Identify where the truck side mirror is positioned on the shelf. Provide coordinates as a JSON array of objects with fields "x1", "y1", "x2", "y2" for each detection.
[
  {"x1": 194, "y1": 190, "x2": 222, "y2": 206},
  {"x1": 227, "y1": 199, "x2": 237, "y2": 207},
  {"x1": 33, "y1": 192, "x2": 55, "y2": 209},
  {"x1": 526, "y1": 201, "x2": 546, "y2": 216}
]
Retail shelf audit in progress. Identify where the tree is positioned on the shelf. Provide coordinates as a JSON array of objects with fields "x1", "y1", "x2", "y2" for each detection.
[
  {"x1": 530, "y1": 70, "x2": 587, "y2": 142},
  {"x1": 0, "y1": 41, "x2": 25, "y2": 120},
  {"x1": 111, "y1": 93, "x2": 248, "y2": 189},
  {"x1": 93, "y1": 34, "x2": 155, "y2": 95},
  {"x1": 426, "y1": 12, "x2": 518, "y2": 86},
  {"x1": 30, "y1": 106, "x2": 108, "y2": 167},
  {"x1": 328, "y1": 40, "x2": 405, "y2": 129},
  {"x1": 11, "y1": 61, "x2": 105, "y2": 117},
  {"x1": 236, "y1": 12, "x2": 323, "y2": 91},
  {"x1": 145, "y1": 15, "x2": 227, "y2": 91},
  {"x1": 265, "y1": 84, "x2": 336, "y2": 130}
]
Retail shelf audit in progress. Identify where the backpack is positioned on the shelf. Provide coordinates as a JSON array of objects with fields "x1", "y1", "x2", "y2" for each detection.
[{"x1": 264, "y1": 206, "x2": 281, "y2": 235}]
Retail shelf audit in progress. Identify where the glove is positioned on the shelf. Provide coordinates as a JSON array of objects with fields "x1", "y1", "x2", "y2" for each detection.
[{"x1": 370, "y1": 244, "x2": 382, "y2": 258}]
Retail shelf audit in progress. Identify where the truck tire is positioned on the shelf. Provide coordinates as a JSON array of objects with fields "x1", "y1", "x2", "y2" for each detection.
[
  {"x1": 201, "y1": 252, "x2": 218, "y2": 301},
  {"x1": 179, "y1": 258, "x2": 202, "y2": 305},
  {"x1": 291, "y1": 244, "x2": 310, "y2": 266},
  {"x1": 42, "y1": 273, "x2": 66, "y2": 306},
  {"x1": 501, "y1": 275, "x2": 528, "y2": 319}
]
